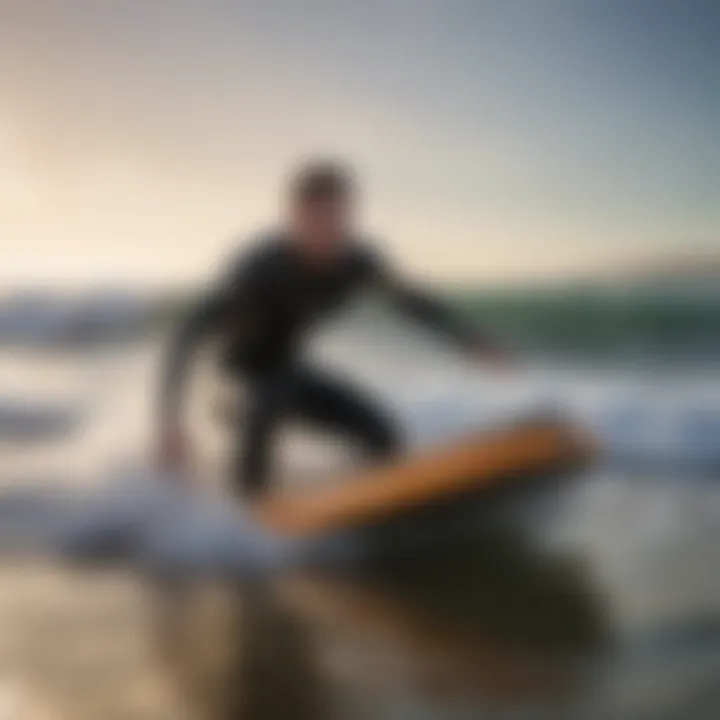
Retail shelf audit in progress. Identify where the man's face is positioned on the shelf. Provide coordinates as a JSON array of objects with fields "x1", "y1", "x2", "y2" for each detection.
[{"x1": 291, "y1": 194, "x2": 354, "y2": 259}]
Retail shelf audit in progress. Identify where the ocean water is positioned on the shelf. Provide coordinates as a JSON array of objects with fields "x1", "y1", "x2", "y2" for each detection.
[{"x1": 0, "y1": 300, "x2": 719, "y2": 719}]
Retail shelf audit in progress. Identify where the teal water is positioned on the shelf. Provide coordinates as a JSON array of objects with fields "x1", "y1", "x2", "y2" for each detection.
[{"x1": 447, "y1": 285, "x2": 720, "y2": 363}]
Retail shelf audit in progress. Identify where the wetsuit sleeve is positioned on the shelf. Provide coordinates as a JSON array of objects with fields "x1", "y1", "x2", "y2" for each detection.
[
  {"x1": 366, "y1": 249, "x2": 498, "y2": 353},
  {"x1": 159, "y1": 256, "x2": 246, "y2": 430}
]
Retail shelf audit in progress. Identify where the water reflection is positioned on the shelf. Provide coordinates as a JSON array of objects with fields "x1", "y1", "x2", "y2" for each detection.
[
  {"x1": 154, "y1": 582, "x2": 332, "y2": 720},
  {"x1": 152, "y1": 526, "x2": 608, "y2": 719}
]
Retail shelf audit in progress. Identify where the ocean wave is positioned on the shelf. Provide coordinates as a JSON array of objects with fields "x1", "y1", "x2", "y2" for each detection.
[
  {"x1": 0, "y1": 398, "x2": 86, "y2": 442},
  {"x1": 396, "y1": 369, "x2": 720, "y2": 474},
  {"x1": 0, "y1": 470, "x2": 300, "y2": 576}
]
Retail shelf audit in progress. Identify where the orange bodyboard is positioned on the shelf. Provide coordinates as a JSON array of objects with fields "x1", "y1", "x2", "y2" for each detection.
[{"x1": 254, "y1": 418, "x2": 591, "y2": 537}]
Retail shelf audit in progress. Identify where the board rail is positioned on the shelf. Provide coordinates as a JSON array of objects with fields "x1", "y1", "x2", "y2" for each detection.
[{"x1": 254, "y1": 417, "x2": 592, "y2": 537}]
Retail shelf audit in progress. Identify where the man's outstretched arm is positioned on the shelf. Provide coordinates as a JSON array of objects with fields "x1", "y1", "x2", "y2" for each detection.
[{"x1": 371, "y1": 253, "x2": 508, "y2": 361}]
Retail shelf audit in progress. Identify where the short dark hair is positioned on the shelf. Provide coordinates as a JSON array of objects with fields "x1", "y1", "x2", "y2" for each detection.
[{"x1": 289, "y1": 159, "x2": 355, "y2": 203}]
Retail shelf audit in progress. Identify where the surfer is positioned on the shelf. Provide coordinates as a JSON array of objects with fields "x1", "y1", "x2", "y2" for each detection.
[{"x1": 158, "y1": 160, "x2": 508, "y2": 498}]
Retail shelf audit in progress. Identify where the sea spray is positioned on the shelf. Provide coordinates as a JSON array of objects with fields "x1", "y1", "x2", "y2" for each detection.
[{"x1": 0, "y1": 469, "x2": 301, "y2": 577}]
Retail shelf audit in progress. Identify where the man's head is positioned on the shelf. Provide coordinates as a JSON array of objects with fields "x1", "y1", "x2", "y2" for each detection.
[{"x1": 286, "y1": 159, "x2": 357, "y2": 260}]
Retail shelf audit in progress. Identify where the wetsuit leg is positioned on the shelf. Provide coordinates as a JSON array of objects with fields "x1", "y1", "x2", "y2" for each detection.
[
  {"x1": 287, "y1": 366, "x2": 402, "y2": 461},
  {"x1": 233, "y1": 375, "x2": 290, "y2": 499},
  {"x1": 233, "y1": 366, "x2": 402, "y2": 498}
]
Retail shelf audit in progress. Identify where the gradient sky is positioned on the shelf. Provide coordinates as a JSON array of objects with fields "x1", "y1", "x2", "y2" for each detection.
[{"x1": 1, "y1": 0, "x2": 719, "y2": 286}]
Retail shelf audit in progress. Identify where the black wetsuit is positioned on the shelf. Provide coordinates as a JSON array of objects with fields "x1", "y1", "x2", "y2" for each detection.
[{"x1": 161, "y1": 233, "x2": 488, "y2": 496}]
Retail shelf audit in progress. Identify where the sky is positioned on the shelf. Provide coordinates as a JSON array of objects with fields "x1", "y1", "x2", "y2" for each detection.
[{"x1": 1, "y1": 0, "x2": 719, "y2": 287}]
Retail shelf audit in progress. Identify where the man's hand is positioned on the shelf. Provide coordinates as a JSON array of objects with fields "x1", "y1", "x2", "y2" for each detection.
[
  {"x1": 468, "y1": 343, "x2": 515, "y2": 371},
  {"x1": 157, "y1": 426, "x2": 190, "y2": 474}
]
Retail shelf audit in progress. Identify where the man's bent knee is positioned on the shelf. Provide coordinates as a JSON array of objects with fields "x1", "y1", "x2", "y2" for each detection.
[{"x1": 363, "y1": 418, "x2": 402, "y2": 460}]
